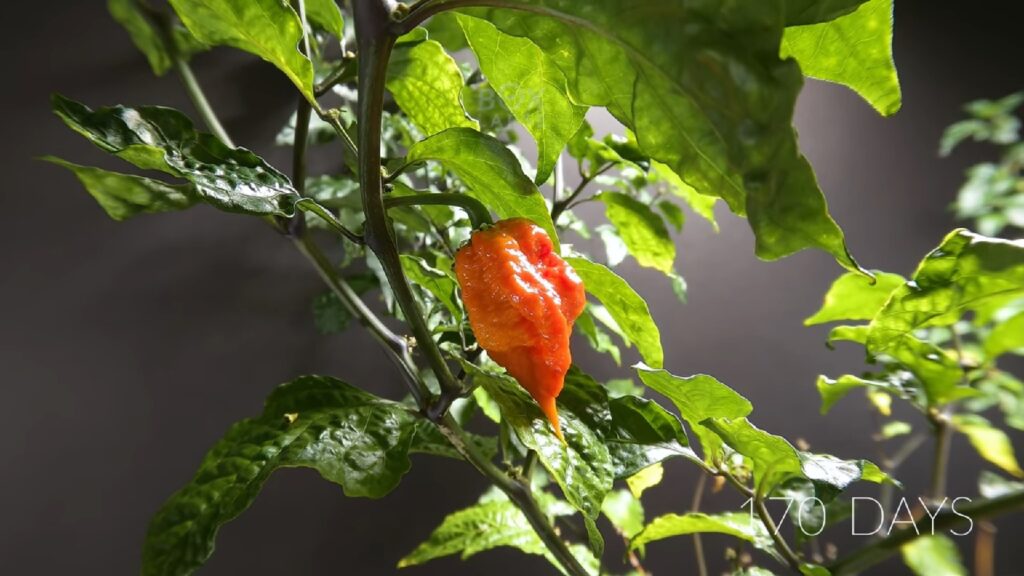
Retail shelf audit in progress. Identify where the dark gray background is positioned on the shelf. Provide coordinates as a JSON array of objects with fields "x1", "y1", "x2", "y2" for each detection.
[{"x1": 2, "y1": 1, "x2": 1023, "y2": 574}]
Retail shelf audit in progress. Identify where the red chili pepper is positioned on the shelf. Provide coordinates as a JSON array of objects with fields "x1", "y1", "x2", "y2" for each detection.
[{"x1": 455, "y1": 218, "x2": 585, "y2": 440}]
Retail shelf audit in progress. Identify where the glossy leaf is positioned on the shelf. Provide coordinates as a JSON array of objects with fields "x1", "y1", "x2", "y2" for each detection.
[
  {"x1": 631, "y1": 512, "x2": 779, "y2": 561},
  {"x1": 607, "y1": 395, "x2": 698, "y2": 478},
  {"x1": 458, "y1": 15, "x2": 587, "y2": 184},
  {"x1": 702, "y1": 418, "x2": 803, "y2": 491},
  {"x1": 475, "y1": 368, "x2": 614, "y2": 519},
  {"x1": 804, "y1": 271, "x2": 905, "y2": 325},
  {"x1": 703, "y1": 418, "x2": 890, "y2": 493},
  {"x1": 635, "y1": 366, "x2": 752, "y2": 427},
  {"x1": 635, "y1": 365, "x2": 751, "y2": 461},
  {"x1": 143, "y1": 376, "x2": 417, "y2": 576},
  {"x1": 565, "y1": 258, "x2": 664, "y2": 368},
  {"x1": 471, "y1": 1, "x2": 866, "y2": 274},
  {"x1": 952, "y1": 415, "x2": 1024, "y2": 477},
  {"x1": 600, "y1": 192, "x2": 676, "y2": 274},
  {"x1": 305, "y1": 0, "x2": 344, "y2": 37},
  {"x1": 782, "y1": 0, "x2": 901, "y2": 116},
  {"x1": 901, "y1": 535, "x2": 967, "y2": 576},
  {"x1": 44, "y1": 156, "x2": 197, "y2": 220},
  {"x1": 868, "y1": 230, "x2": 1024, "y2": 353},
  {"x1": 405, "y1": 127, "x2": 557, "y2": 243},
  {"x1": 168, "y1": 0, "x2": 315, "y2": 101},
  {"x1": 52, "y1": 95, "x2": 299, "y2": 216},
  {"x1": 387, "y1": 32, "x2": 478, "y2": 137}
]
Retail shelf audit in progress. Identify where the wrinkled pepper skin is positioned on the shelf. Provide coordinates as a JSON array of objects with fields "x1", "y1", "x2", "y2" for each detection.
[{"x1": 454, "y1": 218, "x2": 586, "y2": 440}]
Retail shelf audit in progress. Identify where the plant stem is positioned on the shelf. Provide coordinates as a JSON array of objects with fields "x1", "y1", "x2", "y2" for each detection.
[
  {"x1": 828, "y1": 489, "x2": 1024, "y2": 575},
  {"x1": 351, "y1": 4, "x2": 589, "y2": 574},
  {"x1": 353, "y1": 0, "x2": 462, "y2": 408},
  {"x1": 723, "y1": 471, "x2": 802, "y2": 573},
  {"x1": 551, "y1": 163, "x2": 613, "y2": 223},
  {"x1": 928, "y1": 408, "x2": 952, "y2": 502},
  {"x1": 175, "y1": 61, "x2": 233, "y2": 146},
  {"x1": 691, "y1": 474, "x2": 709, "y2": 576},
  {"x1": 289, "y1": 0, "x2": 313, "y2": 235},
  {"x1": 438, "y1": 414, "x2": 590, "y2": 576},
  {"x1": 754, "y1": 496, "x2": 803, "y2": 573},
  {"x1": 295, "y1": 199, "x2": 365, "y2": 244},
  {"x1": 878, "y1": 432, "x2": 928, "y2": 529},
  {"x1": 294, "y1": 234, "x2": 430, "y2": 405},
  {"x1": 383, "y1": 192, "x2": 493, "y2": 229}
]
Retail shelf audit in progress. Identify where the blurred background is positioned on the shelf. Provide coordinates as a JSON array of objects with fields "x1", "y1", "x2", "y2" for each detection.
[{"x1": 2, "y1": 1, "x2": 1023, "y2": 574}]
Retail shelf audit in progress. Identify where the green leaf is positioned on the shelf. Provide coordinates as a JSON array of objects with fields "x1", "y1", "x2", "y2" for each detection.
[
  {"x1": 599, "y1": 192, "x2": 676, "y2": 274},
  {"x1": 168, "y1": 0, "x2": 315, "y2": 101},
  {"x1": 475, "y1": 368, "x2": 614, "y2": 519},
  {"x1": 400, "y1": 255, "x2": 462, "y2": 322},
  {"x1": 583, "y1": 516, "x2": 604, "y2": 557},
  {"x1": 626, "y1": 463, "x2": 664, "y2": 499},
  {"x1": 635, "y1": 366, "x2": 752, "y2": 426},
  {"x1": 880, "y1": 421, "x2": 912, "y2": 439},
  {"x1": 815, "y1": 374, "x2": 901, "y2": 414},
  {"x1": 387, "y1": 33, "x2": 478, "y2": 137},
  {"x1": 52, "y1": 95, "x2": 298, "y2": 216},
  {"x1": 398, "y1": 499, "x2": 551, "y2": 568},
  {"x1": 304, "y1": 0, "x2": 343, "y2": 37},
  {"x1": 143, "y1": 376, "x2": 417, "y2": 576},
  {"x1": 952, "y1": 415, "x2": 1024, "y2": 477},
  {"x1": 565, "y1": 258, "x2": 664, "y2": 367},
  {"x1": 406, "y1": 127, "x2": 557, "y2": 244},
  {"x1": 43, "y1": 156, "x2": 197, "y2": 221},
  {"x1": 868, "y1": 230, "x2": 1024, "y2": 354},
  {"x1": 985, "y1": 309, "x2": 1024, "y2": 358},
  {"x1": 110, "y1": 0, "x2": 175, "y2": 75},
  {"x1": 425, "y1": 12, "x2": 469, "y2": 51},
  {"x1": 631, "y1": 512, "x2": 778, "y2": 560},
  {"x1": 703, "y1": 418, "x2": 890, "y2": 493},
  {"x1": 656, "y1": 200, "x2": 686, "y2": 232},
  {"x1": 576, "y1": 307, "x2": 622, "y2": 366},
  {"x1": 635, "y1": 365, "x2": 751, "y2": 461},
  {"x1": 651, "y1": 161, "x2": 718, "y2": 231},
  {"x1": 607, "y1": 395, "x2": 698, "y2": 478},
  {"x1": 901, "y1": 535, "x2": 967, "y2": 576},
  {"x1": 702, "y1": 418, "x2": 803, "y2": 492},
  {"x1": 781, "y1": 0, "x2": 901, "y2": 116},
  {"x1": 458, "y1": 15, "x2": 587, "y2": 184},
  {"x1": 471, "y1": 1, "x2": 866, "y2": 274},
  {"x1": 805, "y1": 271, "x2": 905, "y2": 325},
  {"x1": 978, "y1": 470, "x2": 1024, "y2": 498},
  {"x1": 784, "y1": 0, "x2": 868, "y2": 26},
  {"x1": 601, "y1": 489, "x2": 644, "y2": 538},
  {"x1": 312, "y1": 292, "x2": 351, "y2": 334}
]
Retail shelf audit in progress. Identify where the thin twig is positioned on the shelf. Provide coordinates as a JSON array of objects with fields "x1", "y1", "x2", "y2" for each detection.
[
  {"x1": 551, "y1": 163, "x2": 613, "y2": 223},
  {"x1": 691, "y1": 474, "x2": 709, "y2": 576},
  {"x1": 437, "y1": 414, "x2": 590, "y2": 576}
]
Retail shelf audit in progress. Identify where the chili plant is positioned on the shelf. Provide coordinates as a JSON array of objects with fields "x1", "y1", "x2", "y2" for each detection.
[{"x1": 46, "y1": 0, "x2": 1024, "y2": 575}]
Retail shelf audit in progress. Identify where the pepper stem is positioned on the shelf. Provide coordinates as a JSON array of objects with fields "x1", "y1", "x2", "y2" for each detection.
[{"x1": 383, "y1": 192, "x2": 493, "y2": 229}]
